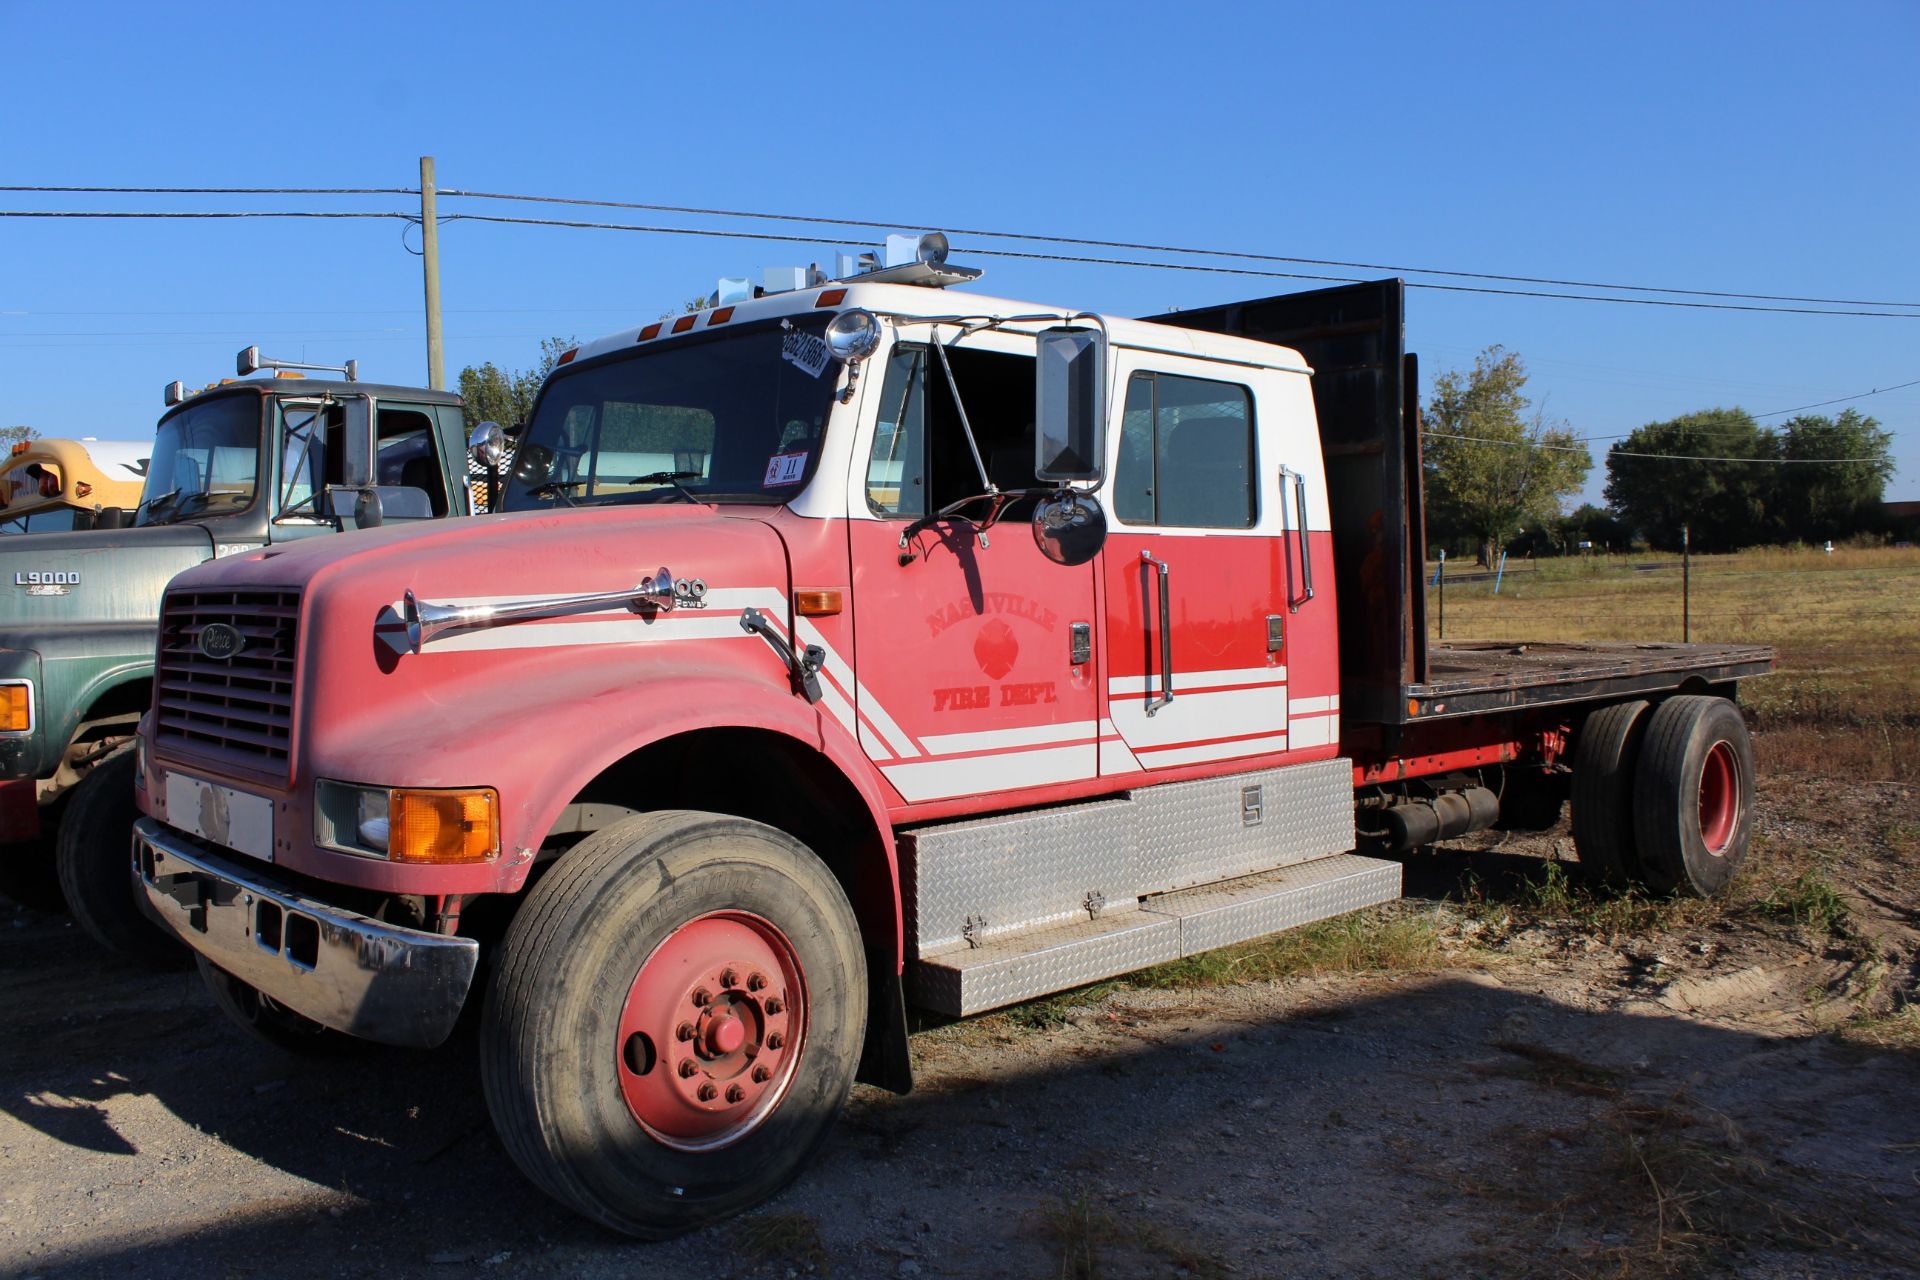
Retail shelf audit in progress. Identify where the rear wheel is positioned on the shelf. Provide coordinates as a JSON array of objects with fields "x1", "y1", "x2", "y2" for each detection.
[
  {"x1": 482, "y1": 811, "x2": 865, "y2": 1238},
  {"x1": 57, "y1": 749, "x2": 183, "y2": 963},
  {"x1": 1632, "y1": 696, "x2": 1755, "y2": 898},
  {"x1": 1569, "y1": 700, "x2": 1651, "y2": 888}
]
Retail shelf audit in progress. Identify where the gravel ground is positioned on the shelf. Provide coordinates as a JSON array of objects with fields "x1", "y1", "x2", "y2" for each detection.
[{"x1": 2, "y1": 775, "x2": 1916, "y2": 1279}]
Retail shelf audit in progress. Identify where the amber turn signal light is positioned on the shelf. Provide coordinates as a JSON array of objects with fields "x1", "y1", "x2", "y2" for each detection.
[
  {"x1": 0, "y1": 684, "x2": 29, "y2": 733},
  {"x1": 387, "y1": 787, "x2": 499, "y2": 863},
  {"x1": 793, "y1": 589, "x2": 842, "y2": 617}
]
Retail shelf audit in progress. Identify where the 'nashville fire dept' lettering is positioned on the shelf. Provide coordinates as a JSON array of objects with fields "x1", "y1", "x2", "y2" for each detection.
[{"x1": 924, "y1": 592, "x2": 1058, "y2": 637}]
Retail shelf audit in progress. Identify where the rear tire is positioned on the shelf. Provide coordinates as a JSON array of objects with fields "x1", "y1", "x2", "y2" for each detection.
[
  {"x1": 197, "y1": 955, "x2": 351, "y2": 1055},
  {"x1": 1632, "y1": 696, "x2": 1755, "y2": 898},
  {"x1": 1570, "y1": 700, "x2": 1651, "y2": 888},
  {"x1": 482, "y1": 811, "x2": 865, "y2": 1238},
  {"x1": 56, "y1": 749, "x2": 183, "y2": 963}
]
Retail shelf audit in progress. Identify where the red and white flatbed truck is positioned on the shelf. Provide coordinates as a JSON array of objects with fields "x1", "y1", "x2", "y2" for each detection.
[{"x1": 131, "y1": 257, "x2": 1772, "y2": 1235}]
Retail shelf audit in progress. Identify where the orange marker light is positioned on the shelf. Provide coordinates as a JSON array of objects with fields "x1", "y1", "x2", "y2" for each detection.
[
  {"x1": 815, "y1": 289, "x2": 848, "y2": 307},
  {"x1": 671, "y1": 315, "x2": 697, "y2": 334},
  {"x1": 794, "y1": 590, "x2": 843, "y2": 617},
  {"x1": 556, "y1": 348, "x2": 578, "y2": 366},
  {"x1": 709, "y1": 307, "x2": 735, "y2": 325},
  {"x1": 0, "y1": 684, "x2": 29, "y2": 732},
  {"x1": 8, "y1": 442, "x2": 28, "y2": 457},
  {"x1": 637, "y1": 323, "x2": 662, "y2": 342},
  {"x1": 387, "y1": 787, "x2": 499, "y2": 863}
]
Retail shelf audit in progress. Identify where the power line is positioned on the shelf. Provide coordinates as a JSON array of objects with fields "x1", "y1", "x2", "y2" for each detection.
[
  {"x1": 4, "y1": 201, "x2": 1918, "y2": 319},
  {"x1": 436, "y1": 187, "x2": 1920, "y2": 311},
  {"x1": 1751, "y1": 377, "x2": 1920, "y2": 419}
]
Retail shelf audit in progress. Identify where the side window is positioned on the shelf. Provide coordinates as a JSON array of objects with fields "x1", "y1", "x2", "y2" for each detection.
[
  {"x1": 862, "y1": 342, "x2": 1037, "y2": 519},
  {"x1": 1112, "y1": 371, "x2": 1256, "y2": 528},
  {"x1": 867, "y1": 346, "x2": 926, "y2": 517},
  {"x1": 376, "y1": 406, "x2": 450, "y2": 518}
]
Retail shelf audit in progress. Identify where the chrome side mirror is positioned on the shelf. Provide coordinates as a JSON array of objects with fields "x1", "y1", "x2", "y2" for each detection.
[
  {"x1": 1035, "y1": 327, "x2": 1106, "y2": 484},
  {"x1": 469, "y1": 421, "x2": 508, "y2": 469},
  {"x1": 1032, "y1": 490, "x2": 1107, "y2": 566}
]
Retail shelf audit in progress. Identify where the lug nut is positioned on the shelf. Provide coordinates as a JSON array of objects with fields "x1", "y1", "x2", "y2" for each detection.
[
  {"x1": 675, "y1": 1022, "x2": 696, "y2": 1042},
  {"x1": 726, "y1": 1084, "x2": 746, "y2": 1103},
  {"x1": 747, "y1": 972, "x2": 768, "y2": 992},
  {"x1": 767, "y1": 1032, "x2": 785, "y2": 1051},
  {"x1": 764, "y1": 997, "x2": 784, "y2": 1014},
  {"x1": 677, "y1": 1059, "x2": 698, "y2": 1078},
  {"x1": 691, "y1": 987, "x2": 712, "y2": 1007},
  {"x1": 719, "y1": 968, "x2": 738, "y2": 988},
  {"x1": 697, "y1": 1083, "x2": 718, "y2": 1102},
  {"x1": 752, "y1": 1065, "x2": 771, "y2": 1083},
  {"x1": 742, "y1": 1042, "x2": 760, "y2": 1059}
]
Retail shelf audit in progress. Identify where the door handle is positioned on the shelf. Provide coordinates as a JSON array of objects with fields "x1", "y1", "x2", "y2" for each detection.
[
  {"x1": 1140, "y1": 549, "x2": 1173, "y2": 716},
  {"x1": 1280, "y1": 466, "x2": 1316, "y2": 613}
]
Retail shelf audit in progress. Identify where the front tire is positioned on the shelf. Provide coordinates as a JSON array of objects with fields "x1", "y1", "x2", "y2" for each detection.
[
  {"x1": 56, "y1": 749, "x2": 183, "y2": 963},
  {"x1": 482, "y1": 812, "x2": 866, "y2": 1238},
  {"x1": 1632, "y1": 696, "x2": 1755, "y2": 898},
  {"x1": 197, "y1": 955, "x2": 349, "y2": 1054}
]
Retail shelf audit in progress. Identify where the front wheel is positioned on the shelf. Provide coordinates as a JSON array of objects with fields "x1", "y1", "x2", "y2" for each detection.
[
  {"x1": 481, "y1": 812, "x2": 866, "y2": 1238},
  {"x1": 57, "y1": 749, "x2": 183, "y2": 963},
  {"x1": 197, "y1": 956, "x2": 351, "y2": 1055}
]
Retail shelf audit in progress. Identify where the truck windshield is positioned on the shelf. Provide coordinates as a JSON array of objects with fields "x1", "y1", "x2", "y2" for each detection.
[
  {"x1": 137, "y1": 394, "x2": 261, "y2": 526},
  {"x1": 501, "y1": 319, "x2": 838, "y2": 511}
]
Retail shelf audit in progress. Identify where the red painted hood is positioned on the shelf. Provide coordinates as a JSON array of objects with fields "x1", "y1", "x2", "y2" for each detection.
[{"x1": 153, "y1": 505, "x2": 803, "y2": 891}]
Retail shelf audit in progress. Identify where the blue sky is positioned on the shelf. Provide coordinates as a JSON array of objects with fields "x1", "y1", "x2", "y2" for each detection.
[{"x1": 3, "y1": 1, "x2": 1915, "y2": 503}]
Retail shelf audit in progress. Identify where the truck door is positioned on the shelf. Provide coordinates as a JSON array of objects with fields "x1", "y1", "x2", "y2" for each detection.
[
  {"x1": 846, "y1": 331, "x2": 1102, "y2": 807},
  {"x1": 1098, "y1": 350, "x2": 1341, "y2": 777}
]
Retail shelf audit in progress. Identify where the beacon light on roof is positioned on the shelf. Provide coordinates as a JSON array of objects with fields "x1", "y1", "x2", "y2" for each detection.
[{"x1": 842, "y1": 231, "x2": 981, "y2": 288}]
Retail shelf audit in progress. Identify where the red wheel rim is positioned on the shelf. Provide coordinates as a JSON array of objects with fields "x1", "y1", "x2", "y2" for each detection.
[
  {"x1": 1698, "y1": 740, "x2": 1740, "y2": 856},
  {"x1": 614, "y1": 911, "x2": 807, "y2": 1151}
]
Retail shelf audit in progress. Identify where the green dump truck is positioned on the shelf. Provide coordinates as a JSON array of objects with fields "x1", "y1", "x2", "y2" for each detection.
[{"x1": 0, "y1": 351, "x2": 471, "y2": 956}]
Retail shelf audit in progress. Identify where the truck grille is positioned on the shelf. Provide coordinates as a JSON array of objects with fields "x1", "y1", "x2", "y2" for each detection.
[{"x1": 155, "y1": 588, "x2": 301, "y2": 768}]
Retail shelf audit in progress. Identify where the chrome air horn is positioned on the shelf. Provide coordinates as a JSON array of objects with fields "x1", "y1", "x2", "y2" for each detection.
[{"x1": 400, "y1": 568, "x2": 706, "y2": 654}]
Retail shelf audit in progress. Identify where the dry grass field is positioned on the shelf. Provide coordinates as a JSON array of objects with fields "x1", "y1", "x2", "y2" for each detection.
[{"x1": 1428, "y1": 544, "x2": 1920, "y2": 783}]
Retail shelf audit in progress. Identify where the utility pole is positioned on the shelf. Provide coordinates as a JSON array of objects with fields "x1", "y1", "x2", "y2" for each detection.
[{"x1": 420, "y1": 156, "x2": 445, "y2": 391}]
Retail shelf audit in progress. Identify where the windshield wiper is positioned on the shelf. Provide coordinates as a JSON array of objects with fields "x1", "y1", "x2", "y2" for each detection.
[
  {"x1": 525, "y1": 480, "x2": 582, "y2": 506},
  {"x1": 136, "y1": 487, "x2": 182, "y2": 524},
  {"x1": 624, "y1": 470, "x2": 705, "y2": 504}
]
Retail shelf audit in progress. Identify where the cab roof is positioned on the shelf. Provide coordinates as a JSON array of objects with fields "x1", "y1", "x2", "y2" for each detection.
[
  {"x1": 568, "y1": 281, "x2": 1314, "y2": 376},
  {"x1": 160, "y1": 378, "x2": 464, "y2": 419}
]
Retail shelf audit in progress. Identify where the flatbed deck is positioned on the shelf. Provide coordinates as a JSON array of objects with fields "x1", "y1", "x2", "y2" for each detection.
[{"x1": 1405, "y1": 641, "x2": 1775, "y2": 719}]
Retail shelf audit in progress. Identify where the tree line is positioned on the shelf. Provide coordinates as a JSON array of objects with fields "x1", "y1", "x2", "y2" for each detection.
[{"x1": 1422, "y1": 347, "x2": 1898, "y2": 560}]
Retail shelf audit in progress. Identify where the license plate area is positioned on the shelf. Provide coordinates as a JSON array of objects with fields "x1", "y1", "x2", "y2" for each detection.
[{"x1": 162, "y1": 771, "x2": 274, "y2": 862}]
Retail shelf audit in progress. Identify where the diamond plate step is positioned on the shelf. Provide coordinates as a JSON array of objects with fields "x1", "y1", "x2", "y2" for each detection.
[{"x1": 906, "y1": 853, "x2": 1402, "y2": 1016}]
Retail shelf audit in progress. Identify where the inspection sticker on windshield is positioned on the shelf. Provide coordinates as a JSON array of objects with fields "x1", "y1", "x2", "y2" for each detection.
[
  {"x1": 781, "y1": 330, "x2": 832, "y2": 378},
  {"x1": 763, "y1": 452, "x2": 809, "y2": 487}
]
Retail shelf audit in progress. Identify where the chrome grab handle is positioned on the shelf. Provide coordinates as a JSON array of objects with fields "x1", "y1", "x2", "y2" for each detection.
[
  {"x1": 1141, "y1": 549, "x2": 1173, "y2": 716},
  {"x1": 1281, "y1": 466, "x2": 1316, "y2": 613}
]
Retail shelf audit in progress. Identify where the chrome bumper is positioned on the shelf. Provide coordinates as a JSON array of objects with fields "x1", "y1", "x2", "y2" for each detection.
[{"x1": 133, "y1": 818, "x2": 479, "y2": 1049}]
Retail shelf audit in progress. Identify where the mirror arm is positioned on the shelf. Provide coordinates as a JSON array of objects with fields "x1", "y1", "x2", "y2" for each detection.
[{"x1": 931, "y1": 338, "x2": 996, "y2": 496}]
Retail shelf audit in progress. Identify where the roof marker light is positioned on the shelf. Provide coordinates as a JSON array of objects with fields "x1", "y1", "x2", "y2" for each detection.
[
  {"x1": 815, "y1": 288, "x2": 848, "y2": 307},
  {"x1": 708, "y1": 307, "x2": 735, "y2": 326},
  {"x1": 556, "y1": 347, "x2": 578, "y2": 366},
  {"x1": 672, "y1": 315, "x2": 696, "y2": 334},
  {"x1": 637, "y1": 323, "x2": 662, "y2": 343}
]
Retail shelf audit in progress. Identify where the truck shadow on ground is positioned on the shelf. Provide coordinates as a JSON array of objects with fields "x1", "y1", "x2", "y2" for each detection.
[{"x1": 4, "y1": 889, "x2": 1918, "y2": 1280}]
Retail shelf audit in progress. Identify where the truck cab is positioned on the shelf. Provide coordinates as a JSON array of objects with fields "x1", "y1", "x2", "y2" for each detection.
[
  {"x1": 0, "y1": 363, "x2": 469, "y2": 948},
  {"x1": 131, "y1": 254, "x2": 1768, "y2": 1237}
]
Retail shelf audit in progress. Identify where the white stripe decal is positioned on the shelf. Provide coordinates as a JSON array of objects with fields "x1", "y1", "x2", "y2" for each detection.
[
  {"x1": 1289, "y1": 695, "x2": 1335, "y2": 715},
  {"x1": 920, "y1": 719, "x2": 1101, "y2": 755},
  {"x1": 1134, "y1": 732, "x2": 1292, "y2": 768},
  {"x1": 1286, "y1": 713, "x2": 1339, "y2": 748},
  {"x1": 881, "y1": 744, "x2": 1092, "y2": 803},
  {"x1": 1108, "y1": 665, "x2": 1287, "y2": 696},
  {"x1": 1108, "y1": 684, "x2": 1289, "y2": 750}
]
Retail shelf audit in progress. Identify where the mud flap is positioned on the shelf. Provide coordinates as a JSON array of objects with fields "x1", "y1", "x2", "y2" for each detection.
[{"x1": 856, "y1": 941, "x2": 913, "y2": 1094}]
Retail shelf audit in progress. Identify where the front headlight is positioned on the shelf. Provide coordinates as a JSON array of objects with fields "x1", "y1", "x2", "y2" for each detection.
[{"x1": 316, "y1": 779, "x2": 499, "y2": 863}]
